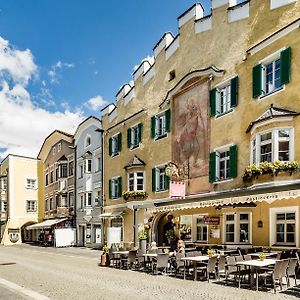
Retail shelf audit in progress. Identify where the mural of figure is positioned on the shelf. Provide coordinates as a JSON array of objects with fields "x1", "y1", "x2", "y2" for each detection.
[{"x1": 173, "y1": 79, "x2": 210, "y2": 178}]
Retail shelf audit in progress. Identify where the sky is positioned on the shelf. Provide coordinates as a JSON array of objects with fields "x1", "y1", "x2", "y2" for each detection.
[{"x1": 0, "y1": 0, "x2": 245, "y2": 159}]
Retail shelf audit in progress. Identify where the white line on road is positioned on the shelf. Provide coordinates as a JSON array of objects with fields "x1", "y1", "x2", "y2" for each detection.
[{"x1": 0, "y1": 277, "x2": 51, "y2": 300}]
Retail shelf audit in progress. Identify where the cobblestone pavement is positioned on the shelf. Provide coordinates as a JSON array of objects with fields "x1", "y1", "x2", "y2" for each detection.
[{"x1": 0, "y1": 244, "x2": 299, "y2": 300}]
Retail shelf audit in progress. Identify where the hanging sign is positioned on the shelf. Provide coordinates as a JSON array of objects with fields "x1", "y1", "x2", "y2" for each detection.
[
  {"x1": 169, "y1": 180, "x2": 186, "y2": 199},
  {"x1": 203, "y1": 216, "x2": 220, "y2": 225}
]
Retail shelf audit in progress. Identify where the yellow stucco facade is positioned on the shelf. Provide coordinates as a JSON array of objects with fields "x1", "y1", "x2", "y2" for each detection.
[
  {"x1": 0, "y1": 155, "x2": 42, "y2": 245},
  {"x1": 101, "y1": 0, "x2": 300, "y2": 249}
]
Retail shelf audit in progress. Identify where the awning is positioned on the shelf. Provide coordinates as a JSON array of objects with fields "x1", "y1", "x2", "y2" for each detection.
[
  {"x1": 26, "y1": 218, "x2": 68, "y2": 230},
  {"x1": 99, "y1": 210, "x2": 125, "y2": 218},
  {"x1": 150, "y1": 189, "x2": 300, "y2": 213}
]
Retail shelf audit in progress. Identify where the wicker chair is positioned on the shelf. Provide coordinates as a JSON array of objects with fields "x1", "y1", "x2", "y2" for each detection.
[
  {"x1": 287, "y1": 258, "x2": 298, "y2": 287},
  {"x1": 153, "y1": 253, "x2": 169, "y2": 275}
]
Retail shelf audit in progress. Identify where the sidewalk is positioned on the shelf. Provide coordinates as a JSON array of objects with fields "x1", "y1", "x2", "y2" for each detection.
[{"x1": 0, "y1": 284, "x2": 28, "y2": 299}]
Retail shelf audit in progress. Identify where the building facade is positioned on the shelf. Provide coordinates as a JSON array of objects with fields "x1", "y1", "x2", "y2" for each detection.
[
  {"x1": 38, "y1": 130, "x2": 75, "y2": 227},
  {"x1": 0, "y1": 155, "x2": 42, "y2": 245},
  {"x1": 74, "y1": 116, "x2": 103, "y2": 248},
  {"x1": 101, "y1": 0, "x2": 300, "y2": 250}
]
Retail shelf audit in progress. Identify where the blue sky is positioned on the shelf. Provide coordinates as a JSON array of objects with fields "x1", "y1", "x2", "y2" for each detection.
[{"x1": 1, "y1": 0, "x2": 246, "y2": 159}]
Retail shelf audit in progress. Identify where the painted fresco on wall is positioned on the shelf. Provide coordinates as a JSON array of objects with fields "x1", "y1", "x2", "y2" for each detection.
[{"x1": 173, "y1": 79, "x2": 210, "y2": 178}]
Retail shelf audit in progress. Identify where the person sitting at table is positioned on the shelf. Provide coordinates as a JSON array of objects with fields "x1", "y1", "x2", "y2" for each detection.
[
  {"x1": 148, "y1": 241, "x2": 158, "y2": 253},
  {"x1": 170, "y1": 240, "x2": 185, "y2": 269}
]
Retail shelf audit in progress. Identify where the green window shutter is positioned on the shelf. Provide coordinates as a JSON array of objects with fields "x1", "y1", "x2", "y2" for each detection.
[
  {"x1": 152, "y1": 168, "x2": 156, "y2": 192},
  {"x1": 151, "y1": 116, "x2": 156, "y2": 139},
  {"x1": 280, "y1": 47, "x2": 291, "y2": 85},
  {"x1": 109, "y1": 179, "x2": 112, "y2": 199},
  {"x1": 165, "y1": 109, "x2": 171, "y2": 133},
  {"x1": 210, "y1": 89, "x2": 216, "y2": 117},
  {"x1": 138, "y1": 123, "x2": 143, "y2": 143},
  {"x1": 118, "y1": 177, "x2": 122, "y2": 198},
  {"x1": 109, "y1": 138, "x2": 112, "y2": 156},
  {"x1": 127, "y1": 128, "x2": 132, "y2": 148},
  {"x1": 230, "y1": 76, "x2": 239, "y2": 107},
  {"x1": 117, "y1": 133, "x2": 122, "y2": 152},
  {"x1": 209, "y1": 152, "x2": 216, "y2": 183},
  {"x1": 229, "y1": 145, "x2": 238, "y2": 178},
  {"x1": 164, "y1": 166, "x2": 170, "y2": 190},
  {"x1": 252, "y1": 64, "x2": 262, "y2": 98}
]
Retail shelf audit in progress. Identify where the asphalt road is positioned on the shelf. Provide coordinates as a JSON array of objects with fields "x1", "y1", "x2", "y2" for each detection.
[{"x1": 0, "y1": 245, "x2": 298, "y2": 300}]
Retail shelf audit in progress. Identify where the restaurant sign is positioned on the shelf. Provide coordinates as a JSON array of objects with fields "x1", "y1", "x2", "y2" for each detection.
[{"x1": 203, "y1": 216, "x2": 220, "y2": 225}]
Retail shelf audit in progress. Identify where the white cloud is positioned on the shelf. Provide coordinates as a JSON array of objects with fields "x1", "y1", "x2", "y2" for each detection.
[
  {"x1": 48, "y1": 60, "x2": 74, "y2": 84},
  {"x1": 133, "y1": 55, "x2": 155, "y2": 71},
  {"x1": 0, "y1": 37, "x2": 83, "y2": 159},
  {"x1": 86, "y1": 95, "x2": 108, "y2": 111}
]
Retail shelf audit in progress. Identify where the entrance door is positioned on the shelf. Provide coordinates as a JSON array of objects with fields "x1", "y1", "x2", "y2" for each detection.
[{"x1": 95, "y1": 226, "x2": 102, "y2": 244}]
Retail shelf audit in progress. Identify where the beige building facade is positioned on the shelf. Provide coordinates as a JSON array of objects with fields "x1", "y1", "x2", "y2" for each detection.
[
  {"x1": 101, "y1": 0, "x2": 300, "y2": 250},
  {"x1": 0, "y1": 155, "x2": 42, "y2": 245}
]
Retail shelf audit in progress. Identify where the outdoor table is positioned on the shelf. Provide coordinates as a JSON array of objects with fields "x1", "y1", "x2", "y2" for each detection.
[
  {"x1": 236, "y1": 259, "x2": 277, "y2": 290},
  {"x1": 250, "y1": 252, "x2": 278, "y2": 258},
  {"x1": 112, "y1": 251, "x2": 129, "y2": 268},
  {"x1": 181, "y1": 255, "x2": 210, "y2": 280}
]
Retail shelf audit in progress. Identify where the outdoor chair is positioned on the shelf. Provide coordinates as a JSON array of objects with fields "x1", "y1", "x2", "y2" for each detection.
[
  {"x1": 174, "y1": 251, "x2": 185, "y2": 278},
  {"x1": 225, "y1": 256, "x2": 241, "y2": 287},
  {"x1": 192, "y1": 251, "x2": 202, "y2": 257},
  {"x1": 247, "y1": 248, "x2": 256, "y2": 254},
  {"x1": 287, "y1": 258, "x2": 298, "y2": 287},
  {"x1": 201, "y1": 256, "x2": 218, "y2": 282},
  {"x1": 121, "y1": 250, "x2": 137, "y2": 270},
  {"x1": 153, "y1": 253, "x2": 169, "y2": 275},
  {"x1": 108, "y1": 248, "x2": 121, "y2": 268},
  {"x1": 255, "y1": 247, "x2": 263, "y2": 253},
  {"x1": 257, "y1": 259, "x2": 289, "y2": 293},
  {"x1": 243, "y1": 254, "x2": 252, "y2": 261},
  {"x1": 136, "y1": 249, "x2": 145, "y2": 270},
  {"x1": 217, "y1": 255, "x2": 226, "y2": 280}
]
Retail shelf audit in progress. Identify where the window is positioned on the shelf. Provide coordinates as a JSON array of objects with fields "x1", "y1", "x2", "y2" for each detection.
[
  {"x1": 109, "y1": 177, "x2": 122, "y2": 199},
  {"x1": 209, "y1": 145, "x2": 238, "y2": 183},
  {"x1": 49, "y1": 197, "x2": 53, "y2": 210},
  {"x1": 26, "y1": 200, "x2": 37, "y2": 212},
  {"x1": 85, "y1": 136, "x2": 91, "y2": 147},
  {"x1": 80, "y1": 195, "x2": 84, "y2": 209},
  {"x1": 251, "y1": 128, "x2": 293, "y2": 163},
  {"x1": 127, "y1": 123, "x2": 142, "y2": 149},
  {"x1": 69, "y1": 192, "x2": 74, "y2": 207},
  {"x1": 58, "y1": 164, "x2": 68, "y2": 178},
  {"x1": 95, "y1": 157, "x2": 101, "y2": 172},
  {"x1": 45, "y1": 174, "x2": 49, "y2": 186},
  {"x1": 1, "y1": 201, "x2": 7, "y2": 213},
  {"x1": 152, "y1": 165, "x2": 169, "y2": 192},
  {"x1": 276, "y1": 212, "x2": 295, "y2": 245},
  {"x1": 68, "y1": 161, "x2": 74, "y2": 176},
  {"x1": 60, "y1": 196, "x2": 68, "y2": 207},
  {"x1": 95, "y1": 190, "x2": 101, "y2": 206},
  {"x1": 53, "y1": 147, "x2": 56, "y2": 155},
  {"x1": 196, "y1": 216, "x2": 208, "y2": 242},
  {"x1": 253, "y1": 47, "x2": 291, "y2": 98},
  {"x1": 26, "y1": 179, "x2": 37, "y2": 189},
  {"x1": 85, "y1": 159, "x2": 92, "y2": 173},
  {"x1": 85, "y1": 192, "x2": 92, "y2": 206},
  {"x1": 0, "y1": 178, "x2": 7, "y2": 190},
  {"x1": 78, "y1": 165, "x2": 83, "y2": 178},
  {"x1": 151, "y1": 109, "x2": 171, "y2": 140},
  {"x1": 128, "y1": 172, "x2": 144, "y2": 191},
  {"x1": 210, "y1": 77, "x2": 238, "y2": 117},
  {"x1": 111, "y1": 217, "x2": 123, "y2": 241},
  {"x1": 224, "y1": 213, "x2": 251, "y2": 244},
  {"x1": 169, "y1": 70, "x2": 176, "y2": 81},
  {"x1": 55, "y1": 167, "x2": 59, "y2": 181},
  {"x1": 57, "y1": 143, "x2": 62, "y2": 152},
  {"x1": 45, "y1": 199, "x2": 49, "y2": 212},
  {"x1": 109, "y1": 133, "x2": 122, "y2": 157},
  {"x1": 50, "y1": 171, "x2": 54, "y2": 183}
]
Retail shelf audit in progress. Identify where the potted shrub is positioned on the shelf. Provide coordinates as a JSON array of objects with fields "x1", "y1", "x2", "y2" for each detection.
[
  {"x1": 258, "y1": 252, "x2": 266, "y2": 261},
  {"x1": 101, "y1": 244, "x2": 109, "y2": 267},
  {"x1": 138, "y1": 229, "x2": 148, "y2": 252},
  {"x1": 207, "y1": 248, "x2": 216, "y2": 258},
  {"x1": 165, "y1": 229, "x2": 176, "y2": 250}
]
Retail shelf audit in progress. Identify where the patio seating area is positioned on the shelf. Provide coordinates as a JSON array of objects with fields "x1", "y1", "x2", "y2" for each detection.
[{"x1": 103, "y1": 244, "x2": 300, "y2": 294}]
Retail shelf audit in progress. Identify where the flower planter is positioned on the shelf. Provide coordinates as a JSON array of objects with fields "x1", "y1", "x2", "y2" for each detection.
[
  {"x1": 101, "y1": 254, "x2": 109, "y2": 267},
  {"x1": 139, "y1": 239, "x2": 147, "y2": 252}
]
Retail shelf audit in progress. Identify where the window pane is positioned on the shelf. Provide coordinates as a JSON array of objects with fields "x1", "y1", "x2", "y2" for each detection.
[
  {"x1": 260, "y1": 143, "x2": 272, "y2": 162},
  {"x1": 226, "y1": 214, "x2": 234, "y2": 221},
  {"x1": 278, "y1": 141, "x2": 289, "y2": 161},
  {"x1": 286, "y1": 213, "x2": 295, "y2": 220},
  {"x1": 240, "y1": 214, "x2": 248, "y2": 221},
  {"x1": 287, "y1": 233, "x2": 295, "y2": 243},
  {"x1": 276, "y1": 233, "x2": 284, "y2": 243},
  {"x1": 276, "y1": 213, "x2": 285, "y2": 221},
  {"x1": 279, "y1": 130, "x2": 290, "y2": 138},
  {"x1": 240, "y1": 224, "x2": 249, "y2": 243},
  {"x1": 261, "y1": 132, "x2": 272, "y2": 142}
]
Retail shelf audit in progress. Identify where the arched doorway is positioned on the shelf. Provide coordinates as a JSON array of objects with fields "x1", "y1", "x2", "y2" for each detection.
[{"x1": 21, "y1": 222, "x2": 37, "y2": 244}]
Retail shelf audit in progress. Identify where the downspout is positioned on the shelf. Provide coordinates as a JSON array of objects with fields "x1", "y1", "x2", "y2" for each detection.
[
  {"x1": 73, "y1": 144, "x2": 77, "y2": 246},
  {"x1": 133, "y1": 207, "x2": 138, "y2": 248}
]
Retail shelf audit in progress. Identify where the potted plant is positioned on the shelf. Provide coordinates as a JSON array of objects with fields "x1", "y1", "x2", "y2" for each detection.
[
  {"x1": 258, "y1": 252, "x2": 266, "y2": 261},
  {"x1": 165, "y1": 229, "x2": 176, "y2": 250},
  {"x1": 207, "y1": 248, "x2": 216, "y2": 258},
  {"x1": 138, "y1": 229, "x2": 148, "y2": 252},
  {"x1": 101, "y1": 244, "x2": 109, "y2": 267}
]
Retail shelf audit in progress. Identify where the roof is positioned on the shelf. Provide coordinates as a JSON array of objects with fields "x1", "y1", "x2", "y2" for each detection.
[
  {"x1": 246, "y1": 104, "x2": 300, "y2": 133},
  {"x1": 26, "y1": 218, "x2": 69, "y2": 230},
  {"x1": 124, "y1": 155, "x2": 146, "y2": 170}
]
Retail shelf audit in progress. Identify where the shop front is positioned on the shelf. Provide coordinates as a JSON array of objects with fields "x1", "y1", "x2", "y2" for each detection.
[{"x1": 149, "y1": 184, "x2": 300, "y2": 250}]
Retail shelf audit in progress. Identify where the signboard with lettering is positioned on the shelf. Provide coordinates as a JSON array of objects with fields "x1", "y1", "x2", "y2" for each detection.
[{"x1": 203, "y1": 216, "x2": 220, "y2": 225}]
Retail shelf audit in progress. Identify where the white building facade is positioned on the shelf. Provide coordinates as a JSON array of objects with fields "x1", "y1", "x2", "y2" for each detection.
[{"x1": 74, "y1": 116, "x2": 103, "y2": 248}]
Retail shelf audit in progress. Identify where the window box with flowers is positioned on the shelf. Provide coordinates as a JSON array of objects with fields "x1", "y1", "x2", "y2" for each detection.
[
  {"x1": 122, "y1": 191, "x2": 148, "y2": 201},
  {"x1": 243, "y1": 161, "x2": 300, "y2": 182}
]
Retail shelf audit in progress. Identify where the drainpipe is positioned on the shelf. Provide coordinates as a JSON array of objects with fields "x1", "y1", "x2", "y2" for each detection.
[{"x1": 133, "y1": 207, "x2": 138, "y2": 248}]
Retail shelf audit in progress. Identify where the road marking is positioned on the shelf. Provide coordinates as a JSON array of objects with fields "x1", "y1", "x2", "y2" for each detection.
[{"x1": 0, "y1": 277, "x2": 51, "y2": 300}]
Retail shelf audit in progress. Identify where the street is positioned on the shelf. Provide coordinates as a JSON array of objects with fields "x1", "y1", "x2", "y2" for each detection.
[{"x1": 0, "y1": 245, "x2": 298, "y2": 300}]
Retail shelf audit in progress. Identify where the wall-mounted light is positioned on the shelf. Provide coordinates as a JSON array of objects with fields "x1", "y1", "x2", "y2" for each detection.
[{"x1": 258, "y1": 220, "x2": 263, "y2": 228}]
